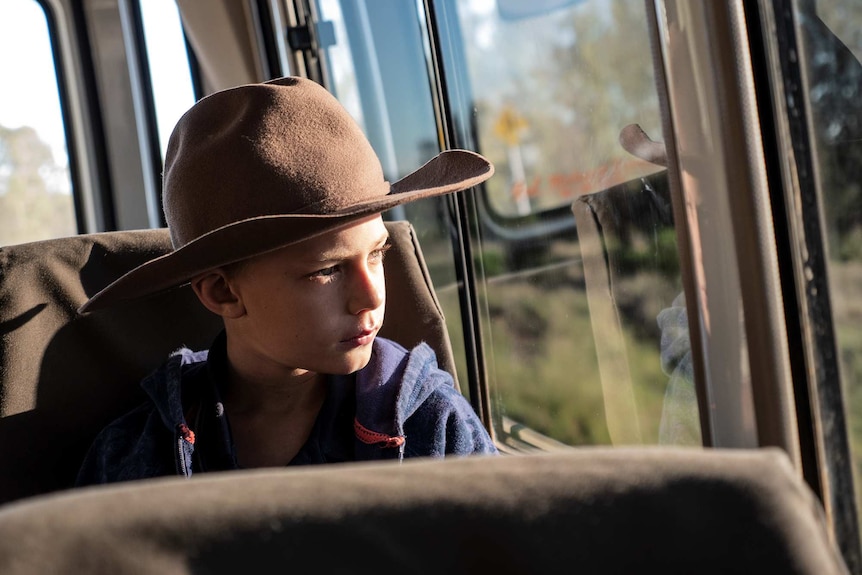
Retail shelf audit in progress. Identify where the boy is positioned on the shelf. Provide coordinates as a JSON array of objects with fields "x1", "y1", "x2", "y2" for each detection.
[{"x1": 77, "y1": 77, "x2": 496, "y2": 484}]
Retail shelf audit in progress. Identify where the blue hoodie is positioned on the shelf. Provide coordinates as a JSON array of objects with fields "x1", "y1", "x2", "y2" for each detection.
[{"x1": 77, "y1": 336, "x2": 496, "y2": 485}]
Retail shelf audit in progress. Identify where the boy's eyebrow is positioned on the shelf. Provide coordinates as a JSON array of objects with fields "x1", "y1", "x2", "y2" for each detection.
[{"x1": 307, "y1": 233, "x2": 391, "y2": 263}]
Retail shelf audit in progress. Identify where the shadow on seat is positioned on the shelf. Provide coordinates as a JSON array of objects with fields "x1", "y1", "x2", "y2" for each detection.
[{"x1": 0, "y1": 221, "x2": 455, "y2": 504}]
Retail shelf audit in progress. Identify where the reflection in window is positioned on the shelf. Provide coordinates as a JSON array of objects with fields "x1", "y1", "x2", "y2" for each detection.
[
  {"x1": 0, "y1": 0, "x2": 75, "y2": 245},
  {"x1": 454, "y1": 0, "x2": 664, "y2": 216},
  {"x1": 138, "y1": 0, "x2": 196, "y2": 158},
  {"x1": 436, "y1": 0, "x2": 697, "y2": 449}
]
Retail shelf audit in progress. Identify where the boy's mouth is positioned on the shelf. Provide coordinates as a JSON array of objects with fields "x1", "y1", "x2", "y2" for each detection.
[{"x1": 340, "y1": 325, "x2": 378, "y2": 347}]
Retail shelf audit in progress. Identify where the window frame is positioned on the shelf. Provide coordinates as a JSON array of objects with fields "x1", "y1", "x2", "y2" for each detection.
[{"x1": 754, "y1": 0, "x2": 862, "y2": 568}]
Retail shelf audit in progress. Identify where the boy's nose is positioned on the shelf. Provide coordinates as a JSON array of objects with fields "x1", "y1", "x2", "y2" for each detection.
[{"x1": 348, "y1": 266, "x2": 385, "y2": 315}]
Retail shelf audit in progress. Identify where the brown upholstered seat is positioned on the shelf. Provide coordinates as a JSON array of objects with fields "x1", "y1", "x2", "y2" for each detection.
[
  {"x1": 0, "y1": 448, "x2": 848, "y2": 574},
  {"x1": 0, "y1": 221, "x2": 455, "y2": 505}
]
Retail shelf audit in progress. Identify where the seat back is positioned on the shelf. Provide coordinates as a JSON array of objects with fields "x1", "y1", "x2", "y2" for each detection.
[
  {"x1": 0, "y1": 220, "x2": 455, "y2": 504},
  {"x1": 0, "y1": 448, "x2": 848, "y2": 574}
]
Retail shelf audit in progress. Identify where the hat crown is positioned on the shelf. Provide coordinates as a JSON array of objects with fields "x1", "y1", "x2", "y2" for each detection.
[
  {"x1": 163, "y1": 77, "x2": 387, "y2": 248},
  {"x1": 79, "y1": 76, "x2": 493, "y2": 314}
]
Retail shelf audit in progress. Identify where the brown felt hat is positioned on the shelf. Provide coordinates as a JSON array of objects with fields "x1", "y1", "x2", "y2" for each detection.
[{"x1": 79, "y1": 77, "x2": 494, "y2": 313}]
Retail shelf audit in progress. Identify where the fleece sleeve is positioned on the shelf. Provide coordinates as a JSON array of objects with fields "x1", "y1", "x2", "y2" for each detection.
[{"x1": 402, "y1": 379, "x2": 498, "y2": 458}]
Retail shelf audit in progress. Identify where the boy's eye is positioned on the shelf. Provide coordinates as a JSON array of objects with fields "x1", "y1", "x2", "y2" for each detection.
[
  {"x1": 371, "y1": 241, "x2": 393, "y2": 262},
  {"x1": 311, "y1": 265, "x2": 339, "y2": 279}
]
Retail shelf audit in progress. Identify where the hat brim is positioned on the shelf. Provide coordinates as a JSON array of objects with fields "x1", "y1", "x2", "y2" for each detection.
[
  {"x1": 79, "y1": 150, "x2": 493, "y2": 314},
  {"x1": 618, "y1": 124, "x2": 667, "y2": 168}
]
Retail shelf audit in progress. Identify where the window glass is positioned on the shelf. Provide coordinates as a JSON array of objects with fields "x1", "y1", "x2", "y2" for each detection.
[
  {"x1": 434, "y1": 0, "x2": 699, "y2": 449},
  {"x1": 454, "y1": 0, "x2": 664, "y2": 217},
  {"x1": 796, "y1": 0, "x2": 862, "y2": 535},
  {"x1": 138, "y1": 0, "x2": 196, "y2": 158},
  {"x1": 0, "y1": 0, "x2": 75, "y2": 245},
  {"x1": 318, "y1": 0, "x2": 365, "y2": 131}
]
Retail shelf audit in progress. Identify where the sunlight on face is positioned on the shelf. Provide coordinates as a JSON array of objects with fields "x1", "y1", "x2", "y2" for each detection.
[{"x1": 226, "y1": 215, "x2": 390, "y2": 377}]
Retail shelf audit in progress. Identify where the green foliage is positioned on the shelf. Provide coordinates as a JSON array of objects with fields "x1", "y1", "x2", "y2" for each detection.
[
  {"x1": 611, "y1": 227, "x2": 680, "y2": 280},
  {"x1": 464, "y1": 0, "x2": 662, "y2": 215},
  {"x1": 837, "y1": 226, "x2": 862, "y2": 261},
  {"x1": 441, "y1": 258, "x2": 674, "y2": 447},
  {"x1": 476, "y1": 246, "x2": 506, "y2": 277},
  {"x1": 0, "y1": 124, "x2": 75, "y2": 246},
  {"x1": 484, "y1": 280, "x2": 611, "y2": 444},
  {"x1": 830, "y1": 262, "x2": 862, "y2": 528},
  {"x1": 549, "y1": 0, "x2": 660, "y2": 166}
]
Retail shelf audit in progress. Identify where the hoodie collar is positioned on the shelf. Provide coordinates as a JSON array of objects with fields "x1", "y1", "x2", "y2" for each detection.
[
  {"x1": 140, "y1": 346, "x2": 209, "y2": 432},
  {"x1": 354, "y1": 338, "x2": 444, "y2": 441}
]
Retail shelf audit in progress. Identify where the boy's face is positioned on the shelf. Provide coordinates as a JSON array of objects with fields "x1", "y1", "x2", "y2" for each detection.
[{"x1": 225, "y1": 215, "x2": 389, "y2": 376}]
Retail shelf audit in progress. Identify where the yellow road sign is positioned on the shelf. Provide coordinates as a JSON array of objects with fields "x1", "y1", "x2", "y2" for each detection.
[{"x1": 493, "y1": 106, "x2": 528, "y2": 145}]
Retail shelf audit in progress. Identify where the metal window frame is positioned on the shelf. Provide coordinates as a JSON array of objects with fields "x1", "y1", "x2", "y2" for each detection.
[
  {"x1": 652, "y1": 0, "x2": 800, "y2": 460},
  {"x1": 754, "y1": 0, "x2": 861, "y2": 568},
  {"x1": 123, "y1": 0, "x2": 165, "y2": 228},
  {"x1": 419, "y1": 0, "x2": 493, "y2": 429},
  {"x1": 38, "y1": 0, "x2": 116, "y2": 233}
]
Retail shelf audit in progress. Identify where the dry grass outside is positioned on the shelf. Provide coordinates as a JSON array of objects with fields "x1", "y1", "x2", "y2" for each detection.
[{"x1": 439, "y1": 260, "x2": 677, "y2": 447}]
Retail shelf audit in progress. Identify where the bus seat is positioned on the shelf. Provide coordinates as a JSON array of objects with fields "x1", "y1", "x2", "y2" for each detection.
[
  {"x1": 0, "y1": 220, "x2": 456, "y2": 505},
  {"x1": 572, "y1": 172, "x2": 676, "y2": 445},
  {"x1": 0, "y1": 448, "x2": 847, "y2": 574}
]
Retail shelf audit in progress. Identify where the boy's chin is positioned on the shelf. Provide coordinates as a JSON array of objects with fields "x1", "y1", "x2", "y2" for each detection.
[{"x1": 334, "y1": 346, "x2": 375, "y2": 375}]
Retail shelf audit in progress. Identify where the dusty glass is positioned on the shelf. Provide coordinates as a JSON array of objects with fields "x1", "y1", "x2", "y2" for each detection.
[{"x1": 795, "y1": 0, "x2": 862, "y2": 540}]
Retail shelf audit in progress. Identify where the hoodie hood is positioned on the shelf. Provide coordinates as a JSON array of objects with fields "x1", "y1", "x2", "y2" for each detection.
[
  {"x1": 354, "y1": 338, "x2": 453, "y2": 458},
  {"x1": 140, "y1": 348, "x2": 209, "y2": 432},
  {"x1": 77, "y1": 336, "x2": 494, "y2": 486},
  {"x1": 138, "y1": 338, "x2": 456, "y2": 468}
]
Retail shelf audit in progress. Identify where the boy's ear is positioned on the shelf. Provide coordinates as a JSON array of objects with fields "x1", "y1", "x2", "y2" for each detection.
[{"x1": 190, "y1": 270, "x2": 246, "y2": 319}]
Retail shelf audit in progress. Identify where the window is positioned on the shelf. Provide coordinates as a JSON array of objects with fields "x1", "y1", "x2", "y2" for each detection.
[
  {"x1": 794, "y1": 0, "x2": 862, "y2": 545},
  {"x1": 138, "y1": 0, "x2": 196, "y2": 159},
  {"x1": 0, "y1": 0, "x2": 75, "y2": 245},
  {"x1": 433, "y1": 0, "x2": 698, "y2": 448},
  {"x1": 447, "y1": 0, "x2": 664, "y2": 217}
]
